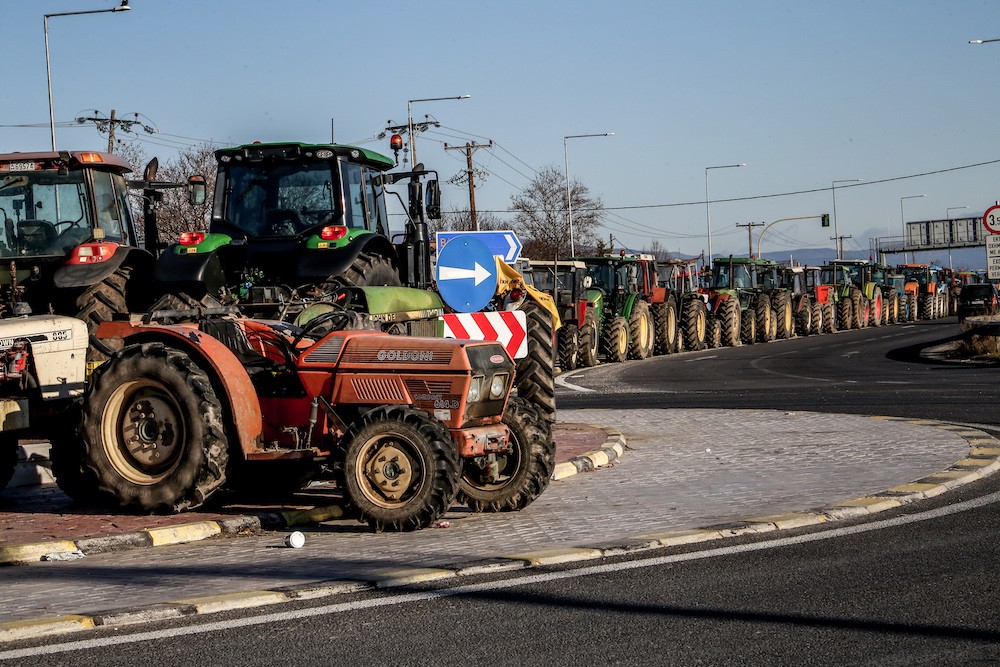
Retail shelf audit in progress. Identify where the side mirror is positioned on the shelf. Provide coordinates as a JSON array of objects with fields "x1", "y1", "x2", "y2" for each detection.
[
  {"x1": 583, "y1": 275, "x2": 592, "y2": 289},
  {"x1": 425, "y1": 179, "x2": 441, "y2": 220},
  {"x1": 187, "y1": 175, "x2": 207, "y2": 206}
]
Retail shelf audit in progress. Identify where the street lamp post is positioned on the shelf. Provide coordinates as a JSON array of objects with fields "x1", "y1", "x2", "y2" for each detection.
[
  {"x1": 831, "y1": 179, "x2": 861, "y2": 260},
  {"x1": 899, "y1": 194, "x2": 925, "y2": 262},
  {"x1": 406, "y1": 95, "x2": 470, "y2": 167},
  {"x1": 564, "y1": 132, "x2": 613, "y2": 257},
  {"x1": 704, "y1": 163, "x2": 745, "y2": 266},
  {"x1": 45, "y1": 1, "x2": 131, "y2": 151}
]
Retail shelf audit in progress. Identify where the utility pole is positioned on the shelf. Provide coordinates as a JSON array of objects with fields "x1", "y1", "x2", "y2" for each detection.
[
  {"x1": 75, "y1": 109, "x2": 153, "y2": 153},
  {"x1": 736, "y1": 222, "x2": 764, "y2": 257},
  {"x1": 444, "y1": 140, "x2": 492, "y2": 230},
  {"x1": 831, "y1": 234, "x2": 852, "y2": 260}
]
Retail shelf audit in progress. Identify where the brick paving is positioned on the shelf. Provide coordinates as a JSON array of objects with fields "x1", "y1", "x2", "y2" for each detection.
[{"x1": 0, "y1": 408, "x2": 975, "y2": 624}]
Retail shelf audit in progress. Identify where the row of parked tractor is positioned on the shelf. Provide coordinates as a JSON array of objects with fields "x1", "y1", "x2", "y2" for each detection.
[
  {"x1": 0, "y1": 143, "x2": 565, "y2": 533},
  {"x1": 528, "y1": 253, "x2": 966, "y2": 371}
]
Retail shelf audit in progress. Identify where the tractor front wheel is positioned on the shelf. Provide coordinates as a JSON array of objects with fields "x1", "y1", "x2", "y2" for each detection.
[
  {"x1": 601, "y1": 316, "x2": 629, "y2": 363},
  {"x1": 324, "y1": 252, "x2": 402, "y2": 291},
  {"x1": 705, "y1": 315, "x2": 722, "y2": 348},
  {"x1": 342, "y1": 406, "x2": 460, "y2": 532},
  {"x1": 459, "y1": 397, "x2": 554, "y2": 513},
  {"x1": 557, "y1": 323, "x2": 579, "y2": 372},
  {"x1": 837, "y1": 298, "x2": 853, "y2": 331},
  {"x1": 682, "y1": 298, "x2": 707, "y2": 351},
  {"x1": 578, "y1": 309, "x2": 600, "y2": 367},
  {"x1": 718, "y1": 298, "x2": 741, "y2": 347},
  {"x1": 69, "y1": 266, "x2": 132, "y2": 363},
  {"x1": 628, "y1": 300, "x2": 654, "y2": 360},
  {"x1": 80, "y1": 343, "x2": 230, "y2": 513}
]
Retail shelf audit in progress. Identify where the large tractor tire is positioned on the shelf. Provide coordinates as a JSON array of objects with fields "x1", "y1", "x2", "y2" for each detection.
[
  {"x1": 681, "y1": 298, "x2": 707, "y2": 351},
  {"x1": 823, "y1": 302, "x2": 836, "y2": 333},
  {"x1": 652, "y1": 296, "x2": 679, "y2": 355},
  {"x1": 557, "y1": 323, "x2": 579, "y2": 372},
  {"x1": 69, "y1": 266, "x2": 132, "y2": 363},
  {"x1": 755, "y1": 296, "x2": 773, "y2": 343},
  {"x1": 341, "y1": 406, "x2": 460, "y2": 533},
  {"x1": 919, "y1": 293, "x2": 934, "y2": 320},
  {"x1": 809, "y1": 299, "x2": 823, "y2": 335},
  {"x1": 578, "y1": 309, "x2": 600, "y2": 368},
  {"x1": 0, "y1": 435, "x2": 16, "y2": 492},
  {"x1": 627, "y1": 300, "x2": 654, "y2": 360},
  {"x1": 718, "y1": 298, "x2": 741, "y2": 347},
  {"x1": 78, "y1": 343, "x2": 230, "y2": 513},
  {"x1": 849, "y1": 288, "x2": 864, "y2": 329},
  {"x1": 795, "y1": 296, "x2": 813, "y2": 336},
  {"x1": 49, "y1": 403, "x2": 105, "y2": 504},
  {"x1": 705, "y1": 316, "x2": 722, "y2": 349},
  {"x1": 907, "y1": 293, "x2": 918, "y2": 322},
  {"x1": 837, "y1": 298, "x2": 853, "y2": 331},
  {"x1": 601, "y1": 315, "x2": 629, "y2": 363},
  {"x1": 324, "y1": 252, "x2": 402, "y2": 291},
  {"x1": 869, "y1": 287, "x2": 883, "y2": 327},
  {"x1": 515, "y1": 301, "x2": 556, "y2": 424},
  {"x1": 772, "y1": 292, "x2": 794, "y2": 339},
  {"x1": 459, "y1": 397, "x2": 554, "y2": 513},
  {"x1": 741, "y1": 307, "x2": 757, "y2": 345}
]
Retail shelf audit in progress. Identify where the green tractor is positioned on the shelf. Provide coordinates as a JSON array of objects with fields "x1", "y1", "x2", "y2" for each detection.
[
  {"x1": 705, "y1": 256, "x2": 778, "y2": 345},
  {"x1": 575, "y1": 255, "x2": 656, "y2": 364},
  {"x1": 529, "y1": 259, "x2": 601, "y2": 370},
  {"x1": 819, "y1": 260, "x2": 878, "y2": 329},
  {"x1": 656, "y1": 258, "x2": 708, "y2": 351}
]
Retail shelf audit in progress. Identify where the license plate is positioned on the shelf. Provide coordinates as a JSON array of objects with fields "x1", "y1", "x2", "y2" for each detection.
[
  {"x1": 970, "y1": 299, "x2": 984, "y2": 305},
  {"x1": 6, "y1": 161, "x2": 37, "y2": 172}
]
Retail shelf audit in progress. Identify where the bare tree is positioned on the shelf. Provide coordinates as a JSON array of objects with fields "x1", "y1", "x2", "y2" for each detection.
[{"x1": 510, "y1": 165, "x2": 603, "y2": 260}]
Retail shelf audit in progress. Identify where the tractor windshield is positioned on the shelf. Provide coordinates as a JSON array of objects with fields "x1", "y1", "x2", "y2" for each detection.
[
  {"x1": 900, "y1": 266, "x2": 929, "y2": 284},
  {"x1": 221, "y1": 160, "x2": 344, "y2": 238},
  {"x1": 713, "y1": 263, "x2": 753, "y2": 289},
  {"x1": 585, "y1": 262, "x2": 628, "y2": 291},
  {"x1": 0, "y1": 167, "x2": 122, "y2": 259},
  {"x1": 820, "y1": 266, "x2": 852, "y2": 286}
]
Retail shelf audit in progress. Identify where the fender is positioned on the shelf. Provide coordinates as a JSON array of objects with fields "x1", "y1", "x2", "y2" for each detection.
[
  {"x1": 94, "y1": 320, "x2": 264, "y2": 459},
  {"x1": 298, "y1": 232, "x2": 399, "y2": 281},
  {"x1": 153, "y1": 244, "x2": 228, "y2": 297},
  {"x1": 53, "y1": 245, "x2": 153, "y2": 289}
]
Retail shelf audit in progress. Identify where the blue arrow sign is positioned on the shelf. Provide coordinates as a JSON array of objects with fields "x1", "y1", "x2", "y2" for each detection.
[
  {"x1": 435, "y1": 236, "x2": 498, "y2": 312},
  {"x1": 436, "y1": 230, "x2": 523, "y2": 263}
]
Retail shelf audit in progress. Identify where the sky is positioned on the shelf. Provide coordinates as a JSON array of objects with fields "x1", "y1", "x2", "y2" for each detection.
[{"x1": 4, "y1": 0, "x2": 1000, "y2": 267}]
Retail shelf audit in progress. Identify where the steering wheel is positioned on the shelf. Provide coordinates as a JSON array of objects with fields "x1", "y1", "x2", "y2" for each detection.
[
  {"x1": 54, "y1": 220, "x2": 83, "y2": 233},
  {"x1": 290, "y1": 309, "x2": 351, "y2": 347}
]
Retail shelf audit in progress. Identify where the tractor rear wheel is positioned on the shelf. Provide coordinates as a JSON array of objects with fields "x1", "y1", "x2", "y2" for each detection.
[
  {"x1": 823, "y1": 302, "x2": 836, "y2": 333},
  {"x1": 837, "y1": 298, "x2": 853, "y2": 331},
  {"x1": 772, "y1": 292, "x2": 793, "y2": 339},
  {"x1": 80, "y1": 343, "x2": 230, "y2": 513},
  {"x1": 515, "y1": 301, "x2": 556, "y2": 424},
  {"x1": 809, "y1": 299, "x2": 823, "y2": 335},
  {"x1": 557, "y1": 323, "x2": 579, "y2": 372},
  {"x1": 578, "y1": 309, "x2": 600, "y2": 367},
  {"x1": 718, "y1": 298, "x2": 741, "y2": 347},
  {"x1": 681, "y1": 298, "x2": 707, "y2": 351},
  {"x1": 755, "y1": 296, "x2": 773, "y2": 343},
  {"x1": 869, "y1": 287, "x2": 883, "y2": 327},
  {"x1": 324, "y1": 252, "x2": 402, "y2": 291},
  {"x1": 741, "y1": 307, "x2": 757, "y2": 345},
  {"x1": 601, "y1": 316, "x2": 629, "y2": 363},
  {"x1": 796, "y1": 296, "x2": 812, "y2": 336},
  {"x1": 919, "y1": 293, "x2": 934, "y2": 320},
  {"x1": 705, "y1": 315, "x2": 722, "y2": 348},
  {"x1": 908, "y1": 293, "x2": 918, "y2": 321},
  {"x1": 342, "y1": 406, "x2": 460, "y2": 532},
  {"x1": 459, "y1": 397, "x2": 554, "y2": 512},
  {"x1": 0, "y1": 434, "x2": 16, "y2": 492},
  {"x1": 69, "y1": 266, "x2": 132, "y2": 363},
  {"x1": 849, "y1": 288, "x2": 864, "y2": 329},
  {"x1": 627, "y1": 300, "x2": 654, "y2": 360},
  {"x1": 652, "y1": 296, "x2": 679, "y2": 355}
]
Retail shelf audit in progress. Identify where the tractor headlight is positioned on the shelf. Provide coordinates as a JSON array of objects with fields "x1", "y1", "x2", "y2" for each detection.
[
  {"x1": 489, "y1": 373, "x2": 509, "y2": 400},
  {"x1": 467, "y1": 375, "x2": 484, "y2": 403}
]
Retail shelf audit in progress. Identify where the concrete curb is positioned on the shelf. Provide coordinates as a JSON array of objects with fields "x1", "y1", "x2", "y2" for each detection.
[
  {"x1": 1, "y1": 415, "x2": 997, "y2": 645},
  {"x1": 0, "y1": 426, "x2": 626, "y2": 568}
]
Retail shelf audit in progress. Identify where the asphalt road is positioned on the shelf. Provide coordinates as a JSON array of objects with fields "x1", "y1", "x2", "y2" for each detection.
[{"x1": 3, "y1": 318, "x2": 998, "y2": 666}]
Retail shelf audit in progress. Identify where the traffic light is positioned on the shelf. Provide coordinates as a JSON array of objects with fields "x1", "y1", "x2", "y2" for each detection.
[{"x1": 821, "y1": 213, "x2": 830, "y2": 227}]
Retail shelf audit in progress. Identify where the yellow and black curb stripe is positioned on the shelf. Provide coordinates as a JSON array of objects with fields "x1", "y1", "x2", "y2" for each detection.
[
  {"x1": 551, "y1": 426, "x2": 627, "y2": 480},
  {"x1": 2, "y1": 417, "x2": 998, "y2": 644}
]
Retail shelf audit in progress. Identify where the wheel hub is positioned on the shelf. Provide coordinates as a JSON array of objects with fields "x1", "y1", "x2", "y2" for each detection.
[
  {"x1": 122, "y1": 396, "x2": 177, "y2": 470},
  {"x1": 365, "y1": 443, "x2": 414, "y2": 501}
]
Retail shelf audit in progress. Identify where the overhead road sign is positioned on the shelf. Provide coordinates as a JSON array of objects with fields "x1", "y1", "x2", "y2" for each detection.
[{"x1": 437, "y1": 230, "x2": 523, "y2": 263}]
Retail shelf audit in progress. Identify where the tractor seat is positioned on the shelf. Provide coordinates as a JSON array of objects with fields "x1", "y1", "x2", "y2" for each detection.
[{"x1": 18, "y1": 220, "x2": 57, "y2": 253}]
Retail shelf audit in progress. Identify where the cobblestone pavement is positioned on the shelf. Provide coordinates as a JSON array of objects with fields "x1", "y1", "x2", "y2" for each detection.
[{"x1": 0, "y1": 408, "x2": 979, "y2": 625}]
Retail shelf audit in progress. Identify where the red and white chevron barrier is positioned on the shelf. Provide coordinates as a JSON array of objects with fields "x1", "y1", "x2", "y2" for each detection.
[{"x1": 441, "y1": 311, "x2": 527, "y2": 359}]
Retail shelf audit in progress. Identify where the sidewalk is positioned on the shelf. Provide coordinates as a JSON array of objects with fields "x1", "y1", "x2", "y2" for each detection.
[
  {"x1": 0, "y1": 419, "x2": 622, "y2": 558},
  {"x1": 0, "y1": 408, "x2": 998, "y2": 641}
]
